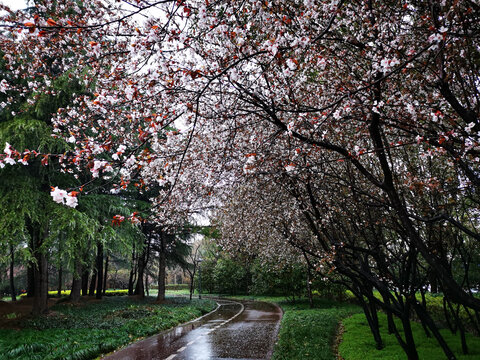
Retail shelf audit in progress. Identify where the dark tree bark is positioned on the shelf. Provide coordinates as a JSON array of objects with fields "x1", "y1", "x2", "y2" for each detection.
[
  {"x1": 88, "y1": 269, "x2": 97, "y2": 296},
  {"x1": 26, "y1": 264, "x2": 35, "y2": 298},
  {"x1": 9, "y1": 244, "x2": 16, "y2": 302},
  {"x1": 446, "y1": 299, "x2": 468, "y2": 355},
  {"x1": 70, "y1": 260, "x2": 82, "y2": 303},
  {"x1": 364, "y1": 301, "x2": 383, "y2": 350},
  {"x1": 70, "y1": 276, "x2": 81, "y2": 303},
  {"x1": 95, "y1": 242, "x2": 104, "y2": 299},
  {"x1": 413, "y1": 301, "x2": 457, "y2": 360},
  {"x1": 103, "y1": 256, "x2": 109, "y2": 296},
  {"x1": 145, "y1": 272, "x2": 150, "y2": 297},
  {"x1": 57, "y1": 265, "x2": 63, "y2": 297},
  {"x1": 32, "y1": 250, "x2": 48, "y2": 315},
  {"x1": 399, "y1": 306, "x2": 419, "y2": 360},
  {"x1": 188, "y1": 268, "x2": 195, "y2": 301},
  {"x1": 81, "y1": 268, "x2": 89, "y2": 296},
  {"x1": 31, "y1": 224, "x2": 49, "y2": 316},
  {"x1": 157, "y1": 231, "x2": 166, "y2": 302},
  {"x1": 134, "y1": 250, "x2": 146, "y2": 297},
  {"x1": 26, "y1": 235, "x2": 35, "y2": 298},
  {"x1": 128, "y1": 243, "x2": 136, "y2": 296},
  {"x1": 135, "y1": 237, "x2": 153, "y2": 297},
  {"x1": 429, "y1": 270, "x2": 438, "y2": 294},
  {"x1": 418, "y1": 290, "x2": 431, "y2": 338},
  {"x1": 113, "y1": 268, "x2": 118, "y2": 290},
  {"x1": 57, "y1": 232, "x2": 64, "y2": 297}
]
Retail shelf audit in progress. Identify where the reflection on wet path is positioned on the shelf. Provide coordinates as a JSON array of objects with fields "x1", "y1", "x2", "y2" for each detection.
[{"x1": 102, "y1": 299, "x2": 282, "y2": 360}]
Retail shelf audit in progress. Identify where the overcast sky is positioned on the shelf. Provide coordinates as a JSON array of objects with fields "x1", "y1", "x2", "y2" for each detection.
[{"x1": 1, "y1": 0, "x2": 28, "y2": 11}]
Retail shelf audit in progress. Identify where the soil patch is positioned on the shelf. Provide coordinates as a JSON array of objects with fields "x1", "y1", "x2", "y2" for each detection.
[
  {"x1": 0, "y1": 297, "x2": 59, "y2": 328},
  {"x1": 333, "y1": 322, "x2": 345, "y2": 360}
]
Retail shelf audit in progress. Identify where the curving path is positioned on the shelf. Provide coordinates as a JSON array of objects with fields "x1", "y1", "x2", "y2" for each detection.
[{"x1": 102, "y1": 299, "x2": 282, "y2": 360}]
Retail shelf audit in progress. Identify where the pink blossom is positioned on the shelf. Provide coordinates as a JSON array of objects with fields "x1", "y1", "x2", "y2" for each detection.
[{"x1": 50, "y1": 187, "x2": 68, "y2": 204}]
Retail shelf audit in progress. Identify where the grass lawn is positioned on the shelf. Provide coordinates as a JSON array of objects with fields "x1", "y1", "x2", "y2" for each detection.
[
  {"x1": 271, "y1": 298, "x2": 361, "y2": 360},
  {"x1": 339, "y1": 312, "x2": 480, "y2": 360},
  {"x1": 0, "y1": 295, "x2": 215, "y2": 360},
  {"x1": 151, "y1": 289, "x2": 192, "y2": 296}
]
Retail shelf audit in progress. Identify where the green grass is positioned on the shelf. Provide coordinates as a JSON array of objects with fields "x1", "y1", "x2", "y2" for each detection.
[
  {"x1": 164, "y1": 289, "x2": 192, "y2": 296},
  {"x1": 339, "y1": 312, "x2": 480, "y2": 360},
  {"x1": 0, "y1": 296, "x2": 216, "y2": 360},
  {"x1": 18, "y1": 289, "x2": 131, "y2": 298},
  {"x1": 272, "y1": 298, "x2": 361, "y2": 360}
]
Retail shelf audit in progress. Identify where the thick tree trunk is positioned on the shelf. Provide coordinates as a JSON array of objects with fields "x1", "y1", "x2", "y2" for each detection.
[
  {"x1": 367, "y1": 305, "x2": 383, "y2": 350},
  {"x1": 157, "y1": 232, "x2": 166, "y2": 302},
  {"x1": 89, "y1": 269, "x2": 97, "y2": 296},
  {"x1": 9, "y1": 244, "x2": 16, "y2": 302},
  {"x1": 70, "y1": 260, "x2": 82, "y2": 303},
  {"x1": 145, "y1": 273, "x2": 149, "y2": 297},
  {"x1": 414, "y1": 302, "x2": 457, "y2": 359},
  {"x1": 81, "y1": 268, "x2": 89, "y2": 296},
  {"x1": 429, "y1": 270, "x2": 438, "y2": 293},
  {"x1": 32, "y1": 251, "x2": 48, "y2": 315},
  {"x1": 145, "y1": 239, "x2": 152, "y2": 296},
  {"x1": 135, "y1": 236, "x2": 152, "y2": 297},
  {"x1": 103, "y1": 256, "x2": 109, "y2": 295},
  {"x1": 189, "y1": 271, "x2": 195, "y2": 301},
  {"x1": 134, "y1": 251, "x2": 146, "y2": 297},
  {"x1": 57, "y1": 265, "x2": 63, "y2": 297},
  {"x1": 357, "y1": 293, "x2": 383, "y2": 350},
  {"x1": 31, "y1": 225, "x2": 49, "y2": 316},
  {"x1": 26, "y1": 264, "x2": 35, "y2": 297},
  {"x1": 57, "y1": 232, "x2": 64, "y2": 297},
  {"x1": 113, "y1": 269, "x2": 118, "y2": 290},
  {"x1": 95, "y1": 242, "x2": 104, "y2": 300},
  {"x1": 70, "y1": 276, "x2": 81, "y2": 303},
  {"x1": 128, "y1": 244, "x2": 136, "y2": 296},
  {"x1": 26, "y1": 234, "x2": 35, "y2": 298},
  {"x1": 400, "y1": 312, "x2": 419, "y2": 360}
]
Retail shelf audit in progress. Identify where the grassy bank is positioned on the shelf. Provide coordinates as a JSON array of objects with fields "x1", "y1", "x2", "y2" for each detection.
[
  {"x1": 272, "y1": 298, "x2": 360, "y2": 360},
  {"x1": 0, "y1": 296, "x2": 215, "y2": 360},
  {"x1": 339, "y1": 312, "x2": 480, "y2": 360}
]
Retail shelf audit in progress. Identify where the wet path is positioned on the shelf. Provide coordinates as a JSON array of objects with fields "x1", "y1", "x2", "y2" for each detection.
[{"x1": 102, "y1": 299, "x2": 282, "y2": 360}]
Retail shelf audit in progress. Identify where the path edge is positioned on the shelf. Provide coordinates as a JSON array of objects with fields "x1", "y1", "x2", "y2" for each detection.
[{"x1": 100, "y1": 297, "x2": 221, "y2": 359}]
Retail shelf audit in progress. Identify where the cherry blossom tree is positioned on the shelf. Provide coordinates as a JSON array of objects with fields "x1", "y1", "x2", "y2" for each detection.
[{"x1": 1, "y1": 1, "x2": 479, "y2": 357}]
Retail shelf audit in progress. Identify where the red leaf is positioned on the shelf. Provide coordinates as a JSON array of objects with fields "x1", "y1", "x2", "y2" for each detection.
[{"x1": 46, "y1": 18, "x2": 57, "y2": 26}]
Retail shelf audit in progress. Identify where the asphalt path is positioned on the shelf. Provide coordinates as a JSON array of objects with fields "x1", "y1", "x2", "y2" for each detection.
[{"x1": 102, "y1": 299, "x2": 282, "y2": 360}]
